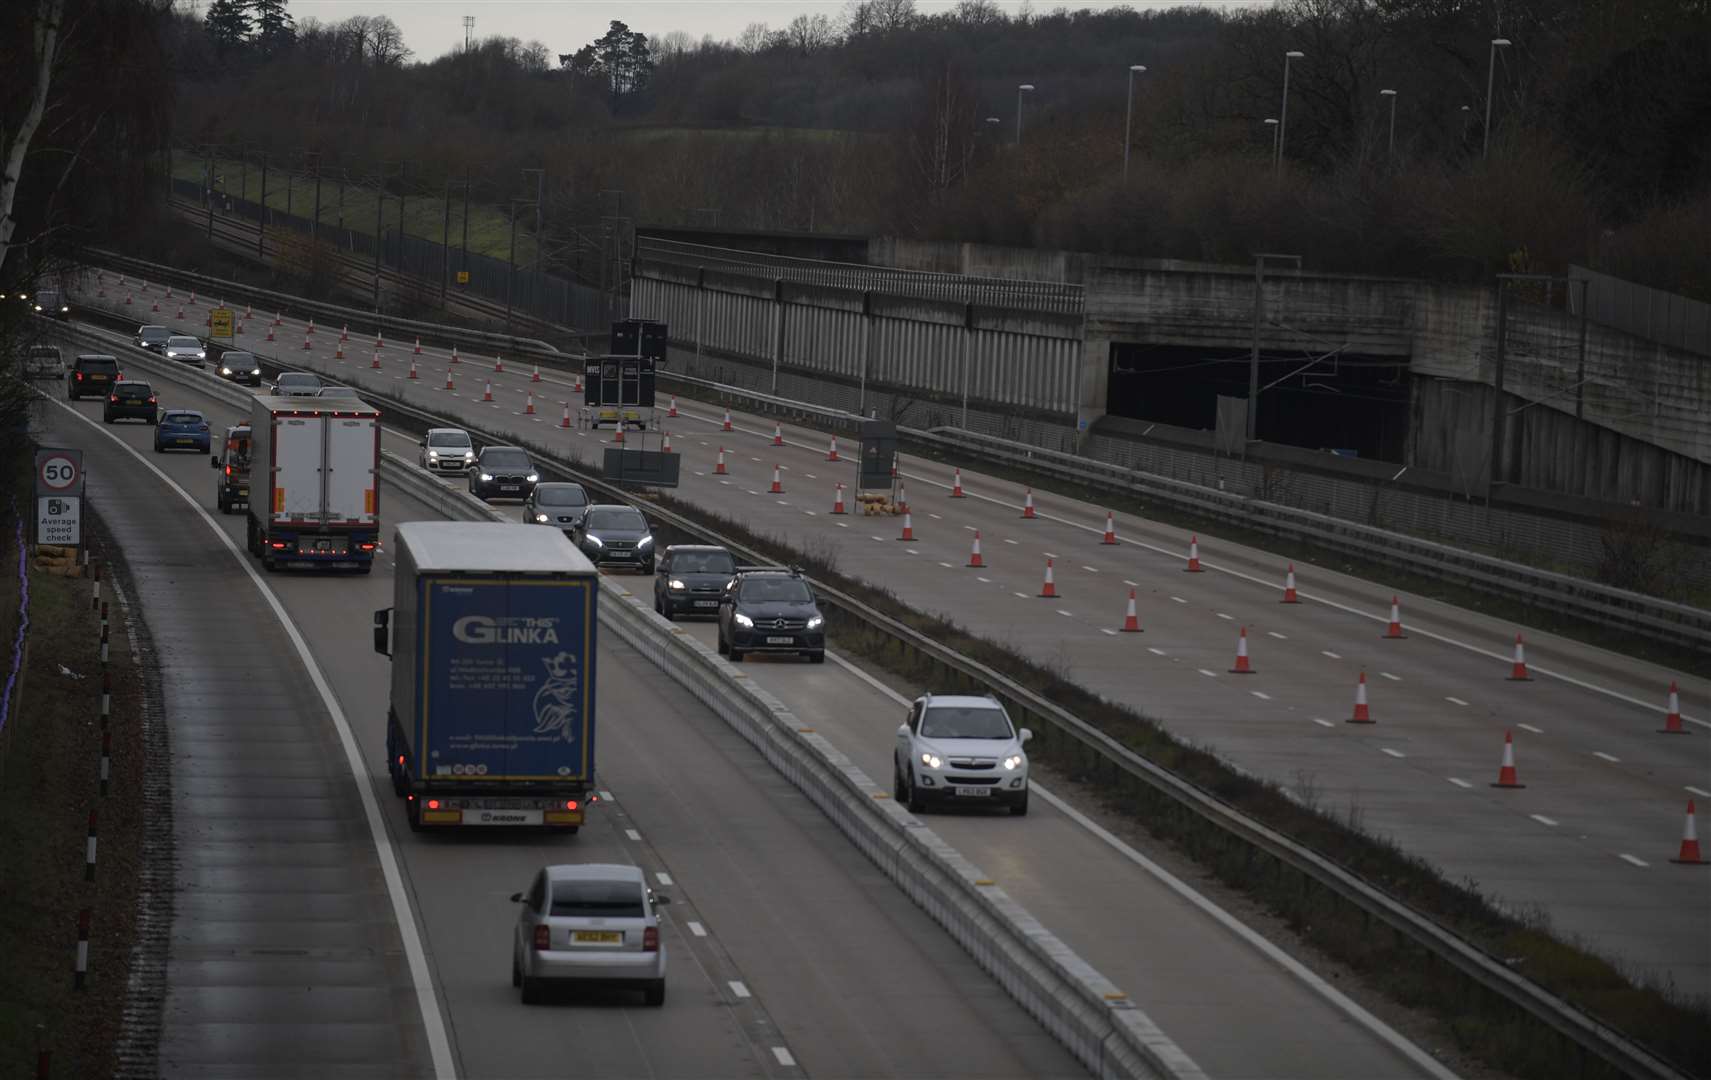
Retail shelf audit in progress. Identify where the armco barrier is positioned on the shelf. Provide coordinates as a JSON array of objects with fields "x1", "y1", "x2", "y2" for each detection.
[{"x1": 377, "y1": 452, "x2": 1203, "y2": 1080}]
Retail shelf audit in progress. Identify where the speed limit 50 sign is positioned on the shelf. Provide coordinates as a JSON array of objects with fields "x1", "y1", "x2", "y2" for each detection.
[{"x1": 35, "y1": 449, "x2": 84, "y2": 496}]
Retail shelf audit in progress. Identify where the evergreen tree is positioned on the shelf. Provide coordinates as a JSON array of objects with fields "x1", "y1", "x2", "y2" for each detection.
[
  {"x1": 250, "y1": 0, "x2": 295, "y2": 56},
  {"x1": 204, "y1": 0, "x2": 252, "y2": 50}
]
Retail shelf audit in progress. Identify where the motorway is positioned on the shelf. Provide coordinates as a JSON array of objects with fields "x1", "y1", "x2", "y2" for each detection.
[
  {"x1": 76, "y1": 282, "x2": 1711, "y2": 999},
  {"x1": 36, "y1": 303, "x2": 1472, "y2": 1077},
  {"x1": 34, "y1": 347, "x2": 1089, "y2": 1078}
]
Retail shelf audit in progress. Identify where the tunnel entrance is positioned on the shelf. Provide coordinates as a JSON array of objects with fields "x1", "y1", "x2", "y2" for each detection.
[{"x1": 1106, "y1": 343, "x2": 1410, "y2": 461}]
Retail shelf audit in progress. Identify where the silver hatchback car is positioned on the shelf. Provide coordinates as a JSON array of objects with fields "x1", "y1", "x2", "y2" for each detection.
[{"x1": 510, "y1": 863, "x2": 670, "y2": 1006}]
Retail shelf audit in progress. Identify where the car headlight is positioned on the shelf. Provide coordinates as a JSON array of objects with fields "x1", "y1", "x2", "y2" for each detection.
[
  {"x1": 250, "y1": 368, "x2": 260, "y2": 375},
  {"x1": 733, "y1": 612, "x2": 754, "y2": 628},
  {"x1": 462, "y1": 450, "x2": 474, "y2": 460},
  {"x1": 60, "y1": 306, "x2": 69, "y2": 313},
  {"x1": 584, "y1": 535, "x2": 603, "y2": 547},
  {"x1": 1003, "y1": 754, "x2": 1025, "y2": 771},
  {"x1": 427, "y1": 449, "x2": 439, "y2": 459},
  {"x1": 668, "y1": 579, "x2": 686, "y2": 591},
  {"x1": 637, "y1": 535, "x2": 653, "y2": 548},
  {"x1": 479, "y1": 472, "x2": 493, "y2": 481},
  {"x1": 919, "y1": 751, "x2": 942, "y2": 769},
  {"x1": 806, "y1": 615, "x2": 824, "y2": 630},
  {"x1": 220, "y1": 367, "x2": 232, "y2": 375},
  {"x1": 196, "y1": 350, "x2": 206, "y2": 359},
  {"x1": 33, "y1": 304, "x2": 42, "y2": 312},
  {"x1": 534, "y1": 513, "x2": 550, "y2": 523},
  {"x1": 525, "y1": 473, "x2": 539, "y2": 483}
]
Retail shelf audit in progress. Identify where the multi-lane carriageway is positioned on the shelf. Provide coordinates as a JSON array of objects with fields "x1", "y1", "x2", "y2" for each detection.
[
  {"x1": 82, "y1": 280, "x2": 1711, "y2": 998},
  {"x1": 43, "y1": 315, "x2": 1467, "y2": 1080}
]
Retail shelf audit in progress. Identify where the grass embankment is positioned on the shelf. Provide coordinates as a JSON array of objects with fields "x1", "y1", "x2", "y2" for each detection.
[
  {"x1": 0, "y1": 529, "x2": 148, "y2": 1079},
  {"x1": 638, "y1": 492, "x2": 1711, "y2": 1080}
]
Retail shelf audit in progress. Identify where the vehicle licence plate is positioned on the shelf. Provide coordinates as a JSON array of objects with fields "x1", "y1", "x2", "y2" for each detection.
[
  {"x1": 954, "y1": 786, "x2": 992, "y2": 797},
  {"x1": 237, "y1": 488, "x2": 249, "y2": 497},
  {"x1": 766, "y1": 636, "x2": 795, "y2": 645},
  {"x1": 176, "y1": 438, "x2": 193, "y2": 445},
  {"x1": 694, "y1": 600, "x2": 718, "y2": 608},
  {"x1": 573, "y1": 931, "x2": 622, "y2": 944},
  {"x1": 301, "y1": 538, "x2": 349, "y2": 554},
  {"x1": 500, "y1": 485, "x2": 520, "y2": 492}
]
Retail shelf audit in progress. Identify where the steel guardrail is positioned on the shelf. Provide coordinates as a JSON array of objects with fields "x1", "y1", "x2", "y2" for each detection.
[{"x1": 57, "y1": 317, "x2": 1696, "y2": 1080}]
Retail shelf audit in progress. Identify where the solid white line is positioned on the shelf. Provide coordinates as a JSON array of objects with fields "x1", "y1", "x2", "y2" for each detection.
[
  {"x1": 687, "y1": 921, "x2": 707, "y2": 937},
  {"x1": 1518, "y1": 723, "x2": 1544, "y2": 734},
  {"x1": 1027, "y1": 786, "x2": 1458, "y2": 1079},
  {"x1": 1447, "y1": 777, "x2": 1473, "y2": 789},
  {"x1": 1445, "y1": 696, "x2": 1468, "y2": 706},
  {"x1": 1593, "y1": 751, "x2": 1621, "y2": 763},
  {"x1": 1311, "y1": 718, "x2": 1335, "y2": 728},
  {"x1": 1322, "y1": 650, "x2": 1342, "y2": 660},
  {"x1": 1530, "y1": 814, "x2": 1559, "y2": 827},
  {"x1": 729, "y1": 980, "x2": 751, "y2": 999},
  {"x1": 1381, "y1": 748, "x2": 1406, "y2": 759},
  {"x1": 1619, "y1": 854, "x2": 1649, "y2": 868},
  {"x1": 625, "y1": 828, "x2": 641, "y2": 841},
  {"x1": 46, "y1": 398, "x2": 459, "y2": 1079},
  {"x1": 1251, "y1": 691, "x2": 1271, "y2": 701},
  {"x1": 656, "y1": 871, "x2": 674, "y2": 885},
  {"x1": 772, "y1": 1048, "x2": 796, "y2": 1068}
]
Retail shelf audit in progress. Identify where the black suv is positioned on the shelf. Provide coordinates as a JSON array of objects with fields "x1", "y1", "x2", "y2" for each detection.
[
  {"x1": 524, "y1": 482, "x2": 590, "y2": 531},
  {"x1": 572, "y1": 504, "x2": 655, "y2": 573},
  {"x1": 468, "y1": 446, "x2": 538, "y2": 502},
  {"x1": 717, "y1": 568, "x2": 825, "y2": 663},
  {"x1": 104, "y1": 380, "x2": 158, "y2": 424},
  {"x1": 67, "y1": 354, "x2": 121, "y2": 400},
  {"x1": 135, "y1": 325, "x2": 171, "y2": 352},
  {"x1": 654, "y1": 545, "x2": 737, "y2": 621}
]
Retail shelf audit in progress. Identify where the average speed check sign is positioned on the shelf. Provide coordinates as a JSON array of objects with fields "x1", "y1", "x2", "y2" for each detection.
[{"x1": 34, "y1": 448, "x2": 85, "y2": 547}]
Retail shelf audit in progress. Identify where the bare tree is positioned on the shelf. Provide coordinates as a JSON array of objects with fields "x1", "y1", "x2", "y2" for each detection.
[
  {"x1": 366, "y1": 15, "x2": 411, "y2": 66},
  {"x1": 735, "y1": 22, "x2": 771, "y2": 53},
  {"x1": 908, "y1": 61, "x2": 977, "y2": 209},
  {"x1": 783, "y1": 14, "x2": 837, "y2": 54},
  {"x1": 0, "y1": 0, "x2": 65, "y2": 279},
  {"x1": 869, "y1": 0, "x2": 918, "y2": 32},
  {"x1": 951, "y1": 0, "x2": 1005, "y2": 28}
]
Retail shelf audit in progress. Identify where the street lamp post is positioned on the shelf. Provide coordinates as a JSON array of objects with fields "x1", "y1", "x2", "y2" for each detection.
[
  {"x1": 1379, "y1": 89, "x2": 1397, "y2": 165},
  {"x1": 1276, "y1": 51, "x2": 1303, "y2": 174},
  {"x1": 1483, "y1": 38, "x2": 1510, "y2": 159},
  {"x1": 1264, "y1": 118, "x2": 1279, "y2": 159},
  {"x1": 1016, "y1": 84, "x2": 1035, "y2": 143},
  {"x1": 1123, "y1": 64, "x2": 1147, "y2": 183}
]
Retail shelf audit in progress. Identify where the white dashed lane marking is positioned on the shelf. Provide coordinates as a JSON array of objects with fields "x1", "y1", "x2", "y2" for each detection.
[
  {"x1": 1619, "y1": 854, "x2": 1649, "y2": 868},
  {"x1": 1322, "y1": 650, "x2": 1342, "y2": 660},
  {"x1": 1593, "y1": 751, "x2": 1621, "y2": 763},
  {"x1": 1381, "y1": 748, "x2": 1406, "y2": 759},
  {"x1": 1447, "y1": 777, "x2": 1473, "y2": 789},
  {"x1": 1518, "y1": 723, "x2": 1544, "y2": 734},
  {"x1": 1445, "y1": 696, "x2": 1468, "y2": 706},
  {"x1": 1530, "y1": 814, "x2": 1558, "y2": 827}
]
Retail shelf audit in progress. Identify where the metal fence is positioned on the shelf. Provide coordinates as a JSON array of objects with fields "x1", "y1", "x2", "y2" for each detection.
[
  {"x1": 638, "y1": 236, "x2": 1086, "y2": 316},
  {"x1": 1570, "y1": 264, "x2": 1710, "y2": 358}
]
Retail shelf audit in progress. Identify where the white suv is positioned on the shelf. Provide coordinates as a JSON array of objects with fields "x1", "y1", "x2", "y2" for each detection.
[{"x1": 894, "y1": 693, "x2": 1031, "y2": 816}]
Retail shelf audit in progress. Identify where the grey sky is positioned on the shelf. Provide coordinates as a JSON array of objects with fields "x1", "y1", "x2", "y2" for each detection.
[{"x1": 279, "y1": 1, "x2": 1257, "y2": 62}]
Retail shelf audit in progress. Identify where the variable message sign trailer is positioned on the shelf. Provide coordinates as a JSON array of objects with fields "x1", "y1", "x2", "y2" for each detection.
[
  {"x1": 246, "y1": 396, "x2": 380, "y2": 572},
  {"x1": 375, "y1": 521, "x2": 599, "y2": 832}
]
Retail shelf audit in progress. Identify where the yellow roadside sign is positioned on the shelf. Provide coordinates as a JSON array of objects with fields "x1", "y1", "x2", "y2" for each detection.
[
  {"x1": 209, "y1": 307, "x2": 234, "y2": 338},
  {"x1": 456, "y1": 270, "x2": 470, "y2": 284}
]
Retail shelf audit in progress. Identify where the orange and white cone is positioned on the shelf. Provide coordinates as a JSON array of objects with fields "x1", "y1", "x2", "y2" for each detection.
[
  {"x1": 531, "y1": 364, "x2": 541, "y2": 383},
  {"x1": 244, "y1": 303, "x2": 252, "y2": 320},
  {"x1": 1039, "y1": 558, "x2": 1057, "y2": 598},
  {"x1": 1281, "y1": 564, "x2": 1299, "y2": 603},
  {"x1": 896, "y1": 483, "x2": 909, "y2": 515},
  {"x1": 967, "y1": 531, "x2": 985, "y2": 568},
  {"x1": 234, "y1": 320, "x2": 244, "y2": 336},
  {"x1": 1507, "y1": 633, "x2": 1533, "y2": 681},
  {"x1": 1185, "y1": 535, "x2": 1203, "y2": 572},
  {"x1": 1101, "y1": 511, "x2": 1118, "y2": 545},
  {"x1": 772, "y1": 422, "x2": 784, "y2": 447},
  {"x1": 1659, "y1": 681, "x2": 1687, "y2": 734},
  {"x1": 1491, "y1": 730, "x2": 1525, "y2": 787},
  {"x1": 272, "y1": 311, "x2": 282, "y2": 327},
  {"x1": 1021, "y1": 488, "x2": 1036, "y2": 519},
  {"x1": 898, "y1": 512, "x2": 915, "y2": 541},
  {"x1": 667, "y1": 395, "x2": 678, "y2": 418},
  {"x1": 827, "y1": 436, "x2": 840, "y2": 462},
  {"x1": 494, "y1": 355, "x2": 504, "y2": 372},
  {"x1": 264, "y1": 324, "x2": 274, "y2": 342},
  {"x1": 662, "y1": 431, "x2": 673, "y2": 453},
  {"x1": 1670, "y1": 801, "x2": 1707, "y2": 864},
  {"x1": 560, "y1": 403, "x2": 571, "y2": 429},
  {"x1": 951, "y1": 468, "x2": 966, "y2": 498},
  {"x1": 715, "y1": 447, "x2": 728, "y2": 475},
  {"x1": 1229, "y1": 627, "x2": 1254, "y2": 673},
  {"x1": 1348, "y1": 672, "x2": 1374, "y2": 724},
  {"x1": 335, "y1": 342, "x2": 345, "y2": 359},
  {"x1": 176, "y1": 304, "x2": 185, "y2": 319},
  {"x1": 831, "y1": 483, "x2": 847, "y2": 514},
  {"x1": 525, "y1": 393, "x2": 535, "y2": 415},
  {"x1": 1120, "y1": 589, "x2": 1142, "y2": 632},
  {"x1": 306, "y1": 319, "x2": 316, "y2": 334},
  {"x1": 188, "y1": 289, "x2": 196, "y2": 304},
  {"x1": 482, "y1": 381, "x2": 493, "y2": 402},
  {"x1": 444, "y1": 371, "x2": 455, "y2": 391},
  {"x1": 375, "y1": 333, "x2": 385, "y2": 351},
  {"x1": 450, "y1": 346, "x2": 460, "y2": 364},
  {"x1": 339, "y1": 325, "x2": 349, "y2": 342},
  {"x1": 614, "y1": 427, "x2": 625, "y2": 445},
  {"x1": 370, "y1": 351, "x2": 381, "y2": 369},
  {"x1": 891, "y1": 453, "x2": 899, "y2": 480},
  {"x1": 1383, "y1": 596, "x2": 1406, "y2": 639},
  {"x1": 123, "y1": 292, "x2": 132, "y2": 306},
  {"x1": 413, "y1": 337, "x2": 422, "y2": 355},
  {"x1": 408, "y1": 358, "x2": 418, "y2": 379},
  {"x1": 769, "y1": 464, "x2": 784, "y2": 494},
  {"x1": 722, "y1": 409, "x2": 733, "y2": 432},
  {"x1": 301, "y1": 334, "x2": 312, "y2": 351},
  {"x1": 150, "y1": 298, "x2": 159, "y2": 312}
]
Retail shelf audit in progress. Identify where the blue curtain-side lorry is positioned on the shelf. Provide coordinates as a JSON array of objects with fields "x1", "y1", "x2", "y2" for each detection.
[{"x1": 374, "y1": 521, "x2": 599, "y2": 832}]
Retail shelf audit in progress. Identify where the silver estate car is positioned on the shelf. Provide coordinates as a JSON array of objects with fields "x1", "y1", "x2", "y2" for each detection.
[{"x1": 510, "y1": 863, "x2": 670, "y2": 1006}]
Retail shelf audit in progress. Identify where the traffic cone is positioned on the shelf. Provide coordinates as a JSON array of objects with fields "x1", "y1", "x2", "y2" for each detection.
[
  {"x1": 335, "y1": 342, "x2": 345, "y2": 359},
  {"x1": 375, "y1": 333, "x2": 385, "y2": 350},
  {"x1": 1185, "y1": 535, "x2": 1203, "y2": 572},
  {"x1": 827, "y1": 436, "x2": 840, "y2": 462},
  {"x1": 831, "y1": 483, "x2": 847, "y2": 514},
  {"x1": 444, "y1": 371, "x2": 455, "y2": 391},
  {"x1": 339, "y1": 324, "x2": 349, "y2": 342},
  {"x1": 525, "y1": 393, "x2": 535, "y2": 415},
  {"x1": 206, "y1": 311, "x2": 213, "y2": 328},
  {"x1": 1020, "y1": 488, "x2": 1036, "y2": 519},
  {"x1": 176, "y1": 304, "x2": 185, "y2": 319},
  {"x1": 898, "y1": 511, "x2": 915, "y2": 541},
  {"x1": 150, "y1": 298, "x2": 159, "y2": 312},
  {"x1": 1491, "y1": 730, "x2": 1525, "y2": 787},
  {"x1": 1660, "y1": 681, "x2": 1688, "y2": 734},
  {"x1": 722, "y1": 409, "x2": 733, "y2": 432},
  {"x1": 450, "y1": 346, "x2": 460, "y2": 364},
  {"x1": 951, "y1": 468, "x2": 966, "y2": 498},
  {"x1": 413, "y1": 337, "x2": 422, "y2": 355},
  {"x1": 1039, "y1": 558, "x2": 1057, "y2": 598},
  {"x1": 244, "y1": 303, "x2": 252, "y2": 320},
  {"x1": 234, "y1": 320, "x2": 244, "y2": 335},
  {"x1": 123, "y1": 292, "x2": 132, "y2": 306},
  {"x1": 164, "y1": 285, "x2": 172, "y2": 298},
  {"x1": 1670, "y1": 802, "x2": 1707, "y2": 864},
  {"x1": 1120, "y1": 589, "x2": 1142, "y2": 632},
  {"x1": 714, "y1": 447, "x2": 728, "y2": 475},
  {"x1": 408, "y1": 358, "x2": 418, "y2": 379},
  {"x1": 1383, "y1": 596, "x2": 1406, "y2": 639},
  {"x1": 614, "y1": 427, "x2": 625, "y2": 445},
  {"x1": 494, "y1": 355, "x2": 504, "y2": 372},
  {"x1": 272, "y1": 311, "x2": 282, "y2": 326},
  {"x1": 896, "y1": 483, "x2": 909, "y2": 514},
  {"x1": 662, "y1": 431, "x2": 673, "y2": 453},
  {"x1": 1101, "y1": 511, "x2": 1117, "y2": 545},
  {"x1": 265, "y1": 325, "x2": 275, "y2": 342},
  {"x1": 1507, "y1": 634, "x2": 1533, "y2": 681},
  {"x1": 306, "y1": 319, "x2": 315, "y2": 334},
  {"x1": 560, "y1": 403, "x2": 571, "y2": 429},
  {"x1": 370, "y1": 351, "x2": 381, "y2": 369},
  {"x1": 891, "y1": 453, "x2": 899, "y2": 480},
  {"x1": 482, "y1": 381, "x2": 493, "y2": 402},
  {"x1": 301, "y1": 334, "x2": 312, "y2": 350},
  {"x1": 967, "y1": 531, "x2": 985, "y2": 568},
  {"x1": 769, "y1": 465, "x2": 784, "y2": 494},
  {"x1": 188, "y1": 289, "x2": 196, "y2": 304},
  {"x1": 772, "y1": 422, "x2": 784, "y2": 447},
  {"x1": 141, "y1": 279, "x2": 149, "y2": 293},
  {"x1": 667, "y1": 395, "x2": 678, "y2": 418},
  {"x1": 1348, "y1": 672, "x2": 1374, "y2": 724},
  {"x1": 1281, "y1": 564, "x2": 1299, "y2": 603},
  {"x1": 1229, "y1": 627, "x2": 1254, "y2": 673},
  {"x1": 531, "y1": 364, "x2": 541, "y2": 383}
]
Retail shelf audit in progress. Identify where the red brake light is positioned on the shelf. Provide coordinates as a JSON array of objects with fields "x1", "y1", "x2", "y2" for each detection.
[
  {"x1": 427, "y1": 799, "x2": 440, "y2": 810},
  {"x1": 109, "y1": 395, "x2": 118, "y2": 402},
  {"x1": 565, "y1": 800, "x2": 578, "y2": 811},
  {"x1": 396, "y1": 755, "x2": 404, "y2": 766},
  {"x1": 75, "y1": 371, "x2": 83, "y2": 380},
  {"x1": 359, "y1": 542, "x2": 376, "y2": 551},
  {"x1": 148, "y1": 397, "x2": 157, "y2": 404},
  {"x1": 269, "y1": 541, "x2": 287, "y2": 549},
  {"x1": 643, "y1": 927, "x2": 659, "y2": 952},
  {"x1": 224, "y1": 465, "x2": 232, "y2": 477},
  {"x1": 533, "y1": 924, "x2": 551, "y2": 951}
]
